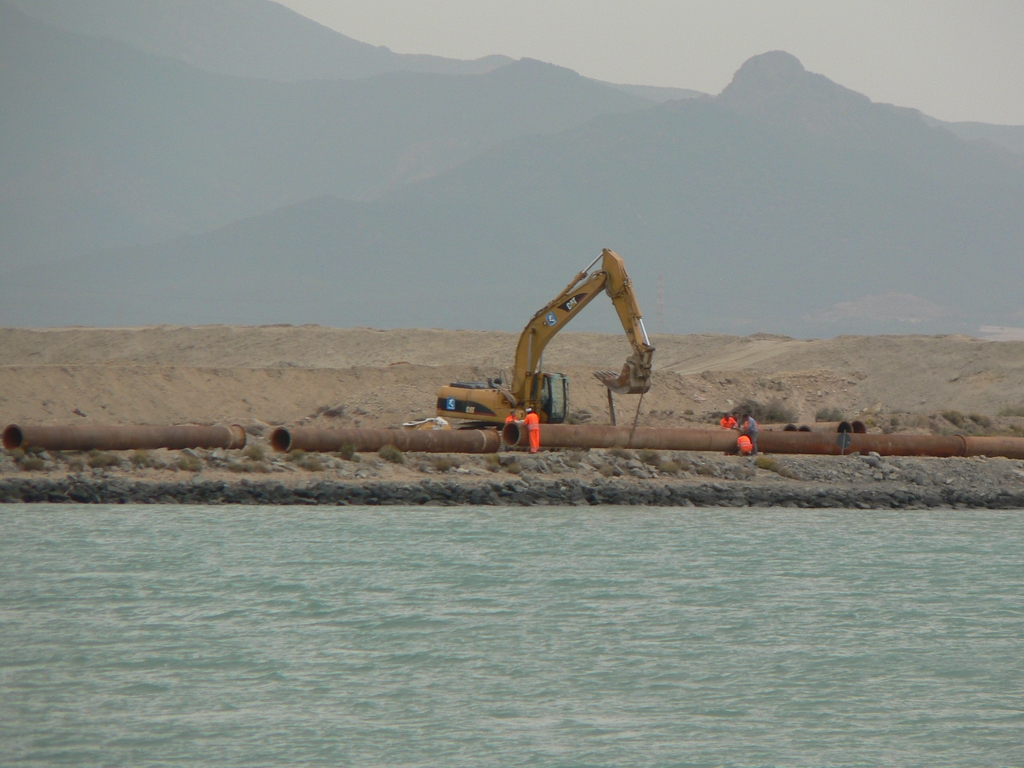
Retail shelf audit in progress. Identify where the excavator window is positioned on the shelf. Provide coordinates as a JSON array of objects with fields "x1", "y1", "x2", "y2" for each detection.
[{"x1": 543, "y1": 374, "x2": 569, "y2": 424}]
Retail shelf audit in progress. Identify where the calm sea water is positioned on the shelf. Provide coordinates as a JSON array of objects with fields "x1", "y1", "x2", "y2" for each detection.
[{"x1": 1, "y1": 505, "x2": 1022, "y2": 767}]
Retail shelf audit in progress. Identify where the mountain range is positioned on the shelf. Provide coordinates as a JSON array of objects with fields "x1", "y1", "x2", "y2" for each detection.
[{"x1": 1, "y1": 1, "x2": 1022, "y2": 338}]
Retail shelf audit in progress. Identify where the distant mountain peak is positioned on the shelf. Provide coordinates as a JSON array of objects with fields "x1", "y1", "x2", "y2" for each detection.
[{"x1": 718, "y1": 50, "x2": 877, "y2": 135}]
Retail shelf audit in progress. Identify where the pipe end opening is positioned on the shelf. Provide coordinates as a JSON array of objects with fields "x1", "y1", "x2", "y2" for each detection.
[
  {"x1": 2, "y1": 425, "x2": 23, "y2": 450},
  {"x1": 270, "y1": 427, "x2": 292, "y2": 452}
]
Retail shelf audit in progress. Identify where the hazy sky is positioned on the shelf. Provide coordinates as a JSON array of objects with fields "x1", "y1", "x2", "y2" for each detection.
[{"x1": 275, "y1": 0, "x2": 1024, "y2": 125}]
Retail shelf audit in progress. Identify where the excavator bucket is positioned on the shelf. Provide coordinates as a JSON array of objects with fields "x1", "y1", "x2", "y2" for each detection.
[{"x1": 593, "y1": 366, "x2": 650, "y2": 395}]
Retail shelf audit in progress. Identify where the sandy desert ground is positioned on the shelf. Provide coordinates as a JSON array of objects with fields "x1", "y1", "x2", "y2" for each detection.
[{"x1": 3, "y1": 325, "x2": 1024, "y2": 436}]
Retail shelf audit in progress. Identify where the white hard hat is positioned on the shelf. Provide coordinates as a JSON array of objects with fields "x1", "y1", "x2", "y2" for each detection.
[{"x1": 526, "y1": 407, "x2": 533, "y2": 412}]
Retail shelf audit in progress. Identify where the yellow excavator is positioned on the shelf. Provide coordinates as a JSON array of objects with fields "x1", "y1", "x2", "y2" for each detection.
[{"x1": 436, "y1": 248, "x2": 655, "y2": 426}]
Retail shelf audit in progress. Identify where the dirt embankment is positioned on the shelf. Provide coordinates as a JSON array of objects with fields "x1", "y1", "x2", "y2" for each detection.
[{"x1": 2, "y1": 325, "x2": 1024, "y2": 434}]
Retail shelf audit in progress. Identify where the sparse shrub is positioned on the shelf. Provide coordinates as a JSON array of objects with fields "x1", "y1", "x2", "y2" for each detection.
[
  {"x1": 483, "y1": 453, "x2": 501, "y2": 470},
  {"x1": 609, "y1": 447, "x2": 634, "y2": 460},
  {"x1": 696, "y1": 464, "x2": 717, "y2": 477},
  {"x1": 378, "y1": 444, "x2": 405, "y2": 464},
  {"x1": 998, "y1": 406, "x2": 1024, "y2": 418},
  {"x1": 683, "y1": 409, "x2": 694, "y2": 416},
  {"x1": 176, "y1": 455, "x2": 203, "y2": 472},
  {"x1": 252, "y1": 462, "x2": 271, "y2": 474},
  {"x1": 968, "y1": 413, "x2": 992, "y2": 429},
  {"x1": 243, "y1": 444, "x2": 265, "y2": 462},
  {"x1": 941, "y1": 410, "x2": 965, "y2": 428},
  {"x1": 6, "y1": 447, "x2": 25, "y2": 461},
  {"x1": 433, "y1": 456, "x2": 460, "y2": 472},
  {"x1": 598, "y1": 464, "x2": 616, "y2": 477},
  {"x1": 658, "y1": 460, "x2": 681, "y2": 475},
  {"x1": 638, "y1": 449, "x2": 661, "y2": 466},
  {"x1": 299, "y1": 455, "x2": 324, "y2": 472},
  {"x1": 815, "y1": 406, "x2": 845, "y2": 422},
  {"x1": 67, "y1": 456, "x2": 86, "y2": 472},
  {"x1": 287, "y1": 449, "x2": 306, "y2": 463},
  {"x1": 754, "y1": 455, "x2": 800, "y2": 479},
  {"x1": 225, "y1": 461, "x2": 254, "y2": 473},
  {"x1": 890, "y1": 416, "x2": 900, "y2": 427},
  {"x1": 19, "y1": 456, "x2": 45, "y2": 471},
  {"x1": 505, "y1": 461, "x2": 522, "y2": 474},
  {"x1": 338, "y1": 444, "x2": 356, "y2": 461},
  {"x1": 739, "y1": 398, "x2": 796, "y2": 424},
  {"x1": 130, "y1": 450, "x2": 155, "y2": 468},
  {"x1": 87, "y1": 450, "x2": 120, "y2": 469}
]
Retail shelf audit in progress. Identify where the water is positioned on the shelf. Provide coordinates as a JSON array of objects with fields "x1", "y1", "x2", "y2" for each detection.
[{"x1": 1, "y1": 505, "x2": 1022, "y2": 767}]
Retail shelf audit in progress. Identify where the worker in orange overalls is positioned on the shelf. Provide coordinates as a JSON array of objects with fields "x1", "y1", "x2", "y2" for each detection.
[
  {"x1": 720, "y1": 412, "x2": 737, "y2": 430},
  {"x1": 737, "y1": 434, "x2": 753, "y2": 455},
  {"x1": 524, "y1": 407, "x2": 541, "y2": 453},
  {"x1": 504, "y1": 411, "x2": 517, "y2": 425}
]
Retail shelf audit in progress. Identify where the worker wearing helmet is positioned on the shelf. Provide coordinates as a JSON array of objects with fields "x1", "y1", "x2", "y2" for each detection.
[{"x1": 524, "y1": 407, "x2": 541, "y2": 453}]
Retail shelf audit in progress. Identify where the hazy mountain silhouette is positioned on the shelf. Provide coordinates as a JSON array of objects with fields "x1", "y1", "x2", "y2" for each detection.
[
  {"x1": 7, "y1": 53, "x2": 1022, "y2": 337},
  {"x1": 0, "y1": 3, "x2": 648, "y2": 266},
  {"x1": 7, "y1": 0, "x2": 513, "y2": 81}
]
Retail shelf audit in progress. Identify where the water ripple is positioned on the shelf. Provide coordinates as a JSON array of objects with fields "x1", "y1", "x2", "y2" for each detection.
[{"x1": 1, "y1": 505, "x2": 1022, "y2": 766}]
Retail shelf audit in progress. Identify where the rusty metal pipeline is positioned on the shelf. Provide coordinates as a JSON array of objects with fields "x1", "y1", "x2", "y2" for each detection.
[
  {"x1": 503, "y1": 422, "x2": 737, "y2": 452},
  {"x1": 2, "y1": 424, "x2": 246, "y2": 452},
  {"x1": 271, "y1": 427, "x2": 500, "y2": 454},
  {"x1": 501, "y1": 423, "x2": 1024, "y2": 459}
]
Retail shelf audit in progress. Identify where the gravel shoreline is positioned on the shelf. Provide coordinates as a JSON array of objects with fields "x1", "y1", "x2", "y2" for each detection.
[
  {"x1": 4, "y1": 449, "x2": 1024, "y2": 508},
  {"x1": 3, "y1": 475, "x2": 1024, "y2": 509}
]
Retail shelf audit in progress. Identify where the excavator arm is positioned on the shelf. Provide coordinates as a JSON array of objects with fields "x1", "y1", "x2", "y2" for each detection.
[{"x1": 510, "y1": 248, "x2": 655, "y2": 405}]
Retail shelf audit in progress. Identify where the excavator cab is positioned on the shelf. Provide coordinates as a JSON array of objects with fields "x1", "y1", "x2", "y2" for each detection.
[{"x1": 540, "y1": 373, "x2": 569, "y2": 424}]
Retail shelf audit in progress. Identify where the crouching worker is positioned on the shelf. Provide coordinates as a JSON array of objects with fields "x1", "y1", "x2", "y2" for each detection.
[
  {"x1": 524, "y1": 407, "x2": 541, "y2": 453},
  {"x1": 737, "y1": 434, "x2": 754, "y2": 455}
]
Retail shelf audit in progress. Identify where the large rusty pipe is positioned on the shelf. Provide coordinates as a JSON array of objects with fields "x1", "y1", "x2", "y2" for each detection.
[
  {"x1": 501, "y1": 423, "x2": 1024, "y2": 459},
  {"x1": 2, "y1": 424, "x2": 246, "y2": 452},
  {"x1": 503, "y1": 423, "x2": 737, "y2": 451},
  {"x1": 271, "y1": 427, "x2": 500, "y2": 454}
]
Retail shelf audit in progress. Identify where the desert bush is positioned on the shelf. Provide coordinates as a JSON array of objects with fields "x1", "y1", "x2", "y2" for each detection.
[
  {"x1": 337, "y1": 444, "x2": 357, "y2": 461},
  {"x1": 505, "y1": 461, "x2": 522, "y2": 474},
  {"x1": 299, "y1": 455, "x2": 324, "y2": 472},
  {"x1": 683, "y1": 409, "x2": 694, "y2": 416},
  {"x1": 88, "y1": 450, "x2": 120, "y2": 469},
  {"x1": 19, "y1": 456, "x2": 45, "y2": 471},
  {"x1": 968, "y1": 413, "x2": 992, "y2": 429},
  {"x1": 815, "y1": 406, "x2": 845, "y2": 422},
  {"x1": 609, "y1": 447, "x2": 634, "y2": 460},
  {"x1": 67, "y1": 455, "x2": 86, "y2": 472},
  {"x1": 6, "y1": 447, "x2": 25, "y2": 461},
  {"x1": 941, "y1": 410, "x2": 965, "y2": 428},
  {"x1": 998, "y1": 406, "x2": 1024, "y2": 418},
  {"x1": 176, "y1": 455, "x2": 203, "y2": 472},
  {"x1": 598, "y1": 464, "x2": 616, "y2": 477},
  {"x1": 287, "y1": 449, "x2": 306, "y2": 462},
  {"x1": 658, "y1": 460, "x2": 681, "y2": 475},
  {"x1": 482, "y1": 454, "x2": 501, "y2": 471},
  {"x1": 754, "y1": 455, "x2": 800, "y2": 479},
  {"x1": 243, "y1": 444, "x2": 265, "y2": 462},
  {"x1": 890, "y1": 416, "x2": 900, "y2": 427},
  {"x1": 433, "y1": 456, "x2": 460, "y2": 472},
  {"x1": 130, "y1": 450, "x2": 155, "y2": 468},
  {"x1": 638, "y1": 449, "x2": 662, "y2": 466},
  {"x1": 738, "y1": 398, "x2": 796, "y2": 424},
  {"x1": 378, "y1": 444, "x2": 405, "y2": 465},
  {"x1": 225, "y1": 461, "x2": 254, "y2": 473}
]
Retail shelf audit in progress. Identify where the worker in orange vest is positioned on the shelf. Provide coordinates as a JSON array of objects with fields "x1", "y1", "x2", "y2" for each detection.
[
  {"x1": 504, "y1": 411, "x2": 517, "y2": 425},
  {"x1": 720, "y1": 412, "x2": 737, "y2": 430},
  {"x1": 524, "y1": 407, "x2": 541, "y2": 453},
  {"x1": 737, "y1": 434, "x2": 753, "y2": 455}
]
